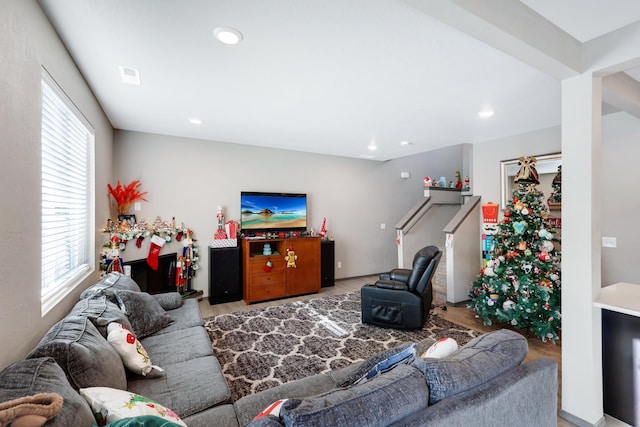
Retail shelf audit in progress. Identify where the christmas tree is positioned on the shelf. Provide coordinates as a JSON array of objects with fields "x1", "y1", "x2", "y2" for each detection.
[
  {"x1": 468, "y1": 156, "x2": 561, "y2": 342},
  {"x1": 547, "y1": 165, "x2": 561, "y2": 206}
]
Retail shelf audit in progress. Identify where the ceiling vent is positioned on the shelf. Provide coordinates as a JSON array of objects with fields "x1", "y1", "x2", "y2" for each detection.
[{"x1": 118, "y1": 66, "x2": 141, "y2": 85}]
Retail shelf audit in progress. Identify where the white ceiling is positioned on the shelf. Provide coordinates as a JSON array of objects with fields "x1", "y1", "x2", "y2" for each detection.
[{"x1": 37, "y1": 0, "x2": 640, "y2": 161}]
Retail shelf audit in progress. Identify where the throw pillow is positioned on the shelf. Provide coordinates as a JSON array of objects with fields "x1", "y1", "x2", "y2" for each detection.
[
  {"x1": 113, "y1": 290, "x2": 174, "y2": 338},
  {"x1": 413, "y1": 329, "x2": 528, "y2": 404},
  {"x1": 26, "y1": 316, "x2": 127, "y2": 391},
  {"x1": 107, "y1": 322, "x2": 157, "y2": 376},
  {"x1": 420, "y1": 337, "x2": 458, "y2": 359},
  {"x1": 79, "y1": 387, "x2": 187, "y2": 427},
  {"x1": 152, "y1": 292, "x2": 183, "y2": 311},
  {"x1": 94, "y1": 415, "x2": 186, "y2": 427},
  {"x1": 81, "y1": 272, "x2": 141, "y2": 301},
  {"x1": 280, "y1": 364, "x2": 428, "y2": 427},
  {"x1": 69, "y1": 296, "x2": 133, "y2": 338},
  {"x1": 253, "y1": 399, "x2": 288, "y2": 421}
]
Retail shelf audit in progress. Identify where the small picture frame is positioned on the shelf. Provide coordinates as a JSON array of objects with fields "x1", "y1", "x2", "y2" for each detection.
[{"x1": 118, "y1": 214, "x2": 137, "y2": 227}]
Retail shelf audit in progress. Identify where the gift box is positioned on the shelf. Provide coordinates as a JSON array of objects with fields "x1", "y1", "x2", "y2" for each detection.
[{"x1": 210, "y1": 239, "x2": 237, "y2": 248}]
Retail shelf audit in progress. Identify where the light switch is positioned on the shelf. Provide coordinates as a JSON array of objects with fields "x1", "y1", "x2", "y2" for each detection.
[{"x1": 602, "y1": 237, "x2": 617, "y2": 248}]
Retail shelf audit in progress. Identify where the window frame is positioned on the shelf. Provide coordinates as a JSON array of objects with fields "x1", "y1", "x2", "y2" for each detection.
[{"x1": 41, "y1": 69, "x2": 96, "y2": 315}]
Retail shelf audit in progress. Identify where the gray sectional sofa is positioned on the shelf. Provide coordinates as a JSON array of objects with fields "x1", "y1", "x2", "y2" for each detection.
[{"x1": 0, "y1": 272, "x2": 558, "y2": 427}]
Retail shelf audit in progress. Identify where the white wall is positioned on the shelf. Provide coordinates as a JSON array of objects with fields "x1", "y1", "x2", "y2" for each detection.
[
  {"x1": 113, "y1": 131, "x2": 464, "y2": 296},
  {"x1": 601, "y1": 111, "x2": 640, "y2": 285},
  {"x1": 0, "y1": 0, "x2": 113, "y2": 369}
]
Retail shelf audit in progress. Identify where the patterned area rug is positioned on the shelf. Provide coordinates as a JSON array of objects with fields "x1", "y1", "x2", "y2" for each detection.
[{"x1": 204, "y1": 291, "x2": 478, "y2": 401}]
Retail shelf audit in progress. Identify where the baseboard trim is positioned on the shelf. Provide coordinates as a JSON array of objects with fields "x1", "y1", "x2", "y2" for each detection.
[{"x1": 559, "y1": 410, "x2": 606, "y2": 427}]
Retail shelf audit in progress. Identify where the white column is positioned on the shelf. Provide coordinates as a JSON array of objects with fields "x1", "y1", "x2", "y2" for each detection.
[{"x1": 560, "y1": 73, "x2": 604, "y2": 425}]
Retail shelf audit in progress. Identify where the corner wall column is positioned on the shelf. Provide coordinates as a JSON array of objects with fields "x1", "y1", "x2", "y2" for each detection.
[{"x1": 560, "y1": 73, "x2": 604, "y2": 425}]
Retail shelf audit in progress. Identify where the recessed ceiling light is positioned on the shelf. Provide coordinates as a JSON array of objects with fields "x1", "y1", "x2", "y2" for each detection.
[
  {"x1": 368, "y1": 143, "x2": 377, "y2": 151},
  {"x1": 213, "y1": 27, "x2": 243, "y2": 45},
  {"x1": 188, "y1": 118, "x2": 203, "y2": 125},
  {"x1": 118, "y1": 66, "x2": 141, "y2": 85},
  {"x1": 478, "y1": 109, "x2": 495, "y2": 118},
  {"x1": 400, "y1": 140, "x2": 412, "y2": 147}
]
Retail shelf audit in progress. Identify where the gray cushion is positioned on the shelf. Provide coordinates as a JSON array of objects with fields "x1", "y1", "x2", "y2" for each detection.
[
  {"x1": 127, "y1": 356, "x2": 231, "y2": 419},
  {"x1": 182, "y1": 404, "x2": 240, "y2": 427},
  {"x1": 0, "y1": 357, "x2": 95, "y2": 427},
  {"x1": 80, "y1": 272, "x2": 141, "y2": 301},
  {"x1": 152, "y1": 292, "x2": 183, "y2": 310},
  {"x1": 280, "y1": 364, "x2": 428, "y2": 427},
  {"x1": 413, "y1": 329, "x2": 528, "y2": 404},
  {"x1": 140, "y1": 326, "x2": 213, "y2": 367},
  {"x1": 155, "y1": 299, "x2": 203, "y2": 335},
  {"x1": 68, "y1": 295, "x2": 132, "y2": 337},
  {"x1": 113, "y1": 290, "x2": 174, "y2": 338},
  {"x1": 26, "y1": 315, "x2": 127, "y2": 391}
]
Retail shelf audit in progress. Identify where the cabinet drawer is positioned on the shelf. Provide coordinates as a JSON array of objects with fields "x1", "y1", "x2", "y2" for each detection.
[
  {"x1": 250, "y1": 283, "x2": 286, "y2": 302},
  {"x1": 248, "y1": 258, "x2": 285, "y2": 274},
  {"x1": 251, "y1": 271, "x2": 286, "y2": 286}
]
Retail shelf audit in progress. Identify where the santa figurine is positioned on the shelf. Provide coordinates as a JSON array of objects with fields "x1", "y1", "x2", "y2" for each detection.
[{"x1": 423, "y1": 176, "x2": 432, "y2": 187}]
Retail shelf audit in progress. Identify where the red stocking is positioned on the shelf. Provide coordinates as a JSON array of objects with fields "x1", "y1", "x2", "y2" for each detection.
[{"x1": 146, "y1": 235, "x2": 166, "y2": 270}]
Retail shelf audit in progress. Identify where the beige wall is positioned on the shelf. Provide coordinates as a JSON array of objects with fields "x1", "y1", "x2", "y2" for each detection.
[
  {"x1": 113, "y1": 130, "x2": 464, "y2": 295},
  {"x1": 0, "y1": 0, "x2": 113, "y2": 369}
]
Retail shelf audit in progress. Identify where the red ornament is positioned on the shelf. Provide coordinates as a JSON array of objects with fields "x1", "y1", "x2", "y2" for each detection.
[{"x1": 504, "y1": 211, "x2": 511, "y2": 217}]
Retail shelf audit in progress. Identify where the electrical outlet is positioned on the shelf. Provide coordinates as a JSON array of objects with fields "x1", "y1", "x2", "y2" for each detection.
[
  {"x1": 134, "y1": 202, "x2": 141, "y2": 211},
  {"x1": 380, "y1": 223, "x2": 386, "y2": 230},
  {"x1": 602, "y1": 237, "x2": 617, "y2": 248},
  {"x1": 337, "y1": 261, "x2": 342, "y2": 269}
]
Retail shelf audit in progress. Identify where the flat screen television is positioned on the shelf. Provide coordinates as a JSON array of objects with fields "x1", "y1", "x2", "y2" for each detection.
[{"x1": 240, "y1": 191, "x2": 307, "y2": 233}]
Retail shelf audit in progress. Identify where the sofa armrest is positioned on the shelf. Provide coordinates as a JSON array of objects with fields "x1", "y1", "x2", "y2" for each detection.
[
  {"x1": 373, "y1": 280, "x2": 408, "y2": 291},
  {"x1": 391, "y1": 357, "x2": 558, "y2": 427}
]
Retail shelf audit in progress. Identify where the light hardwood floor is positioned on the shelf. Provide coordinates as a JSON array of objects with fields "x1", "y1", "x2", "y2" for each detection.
[{"x1": 197, "y1": 275, "x2": 619, "y2": 427}]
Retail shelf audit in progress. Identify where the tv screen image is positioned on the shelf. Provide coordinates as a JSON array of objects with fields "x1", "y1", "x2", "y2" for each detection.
[{"x1": 240, "y1": 192, "x2": 307, "y2": 232}]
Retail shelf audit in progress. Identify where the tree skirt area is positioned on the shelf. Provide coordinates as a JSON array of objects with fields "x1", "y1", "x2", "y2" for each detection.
[{"x1": 204, "y1": 291, "x2": 479, "y2": 401}]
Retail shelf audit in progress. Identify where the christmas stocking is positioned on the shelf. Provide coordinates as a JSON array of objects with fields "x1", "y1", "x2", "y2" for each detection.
[{"x1": 147, "y1": 235, "x2": 166, "y2": 270}]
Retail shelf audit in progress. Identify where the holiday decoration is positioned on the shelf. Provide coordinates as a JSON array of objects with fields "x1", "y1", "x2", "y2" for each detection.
[
  {"x1": 513, "y1": 156, "x2": 539, "y2": 184},
  {"x1": 423, "y1": 176, "x2": 432, "y2": 187},
  {"x1": 547, "y1": 165, "x2": 561, "y2": 208},
  {"x1": 214, "y1": 206, "x2": 228, "y2": 240},
  {"x1": 100, "y1": 216, "x2": 199, "y2": 276},
  {"x1": 176, "y1": 229, "x2": 197, "y2": 295},
  {"x1": 103, "y1": 235, "x2": 124, "y2": 274},
  {"x1": 481, "y1": 202, "x2": 499, "y2": 224},
  {"x1": 468, "y1": 157, "x2": 561, "y2": 342},
  {"x1": 455, "y1": 171, "x2": 463, "y2": 189},
  {"x1": 107, "y1": 180, "x2": 148, "y2": 215},
  {"x1": 319, "y1": 217, "x2": 327, "y2": 238},
  {"x1": 146, "y1": 234, "x2": 166, "y2": 270},
  {"x1": 285, "y1": 246, "x2": 297, "y2": 268}
]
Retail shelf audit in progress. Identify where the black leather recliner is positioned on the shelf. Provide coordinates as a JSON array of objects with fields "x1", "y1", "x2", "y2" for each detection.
[{"x1": 361, "y1": 245, "x2": 442, "y2": 330}]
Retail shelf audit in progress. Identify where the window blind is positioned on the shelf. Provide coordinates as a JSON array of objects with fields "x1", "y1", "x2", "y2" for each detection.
[{"x1": 41, "y1": 73, "x2": 94, "y2": 310}]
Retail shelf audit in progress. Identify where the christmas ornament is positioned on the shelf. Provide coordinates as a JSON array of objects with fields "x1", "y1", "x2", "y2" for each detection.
[
  {"x1": 285, "y1": 246, "x2": 297, "y2": 268},
  {"x1": 263, "y1": 260, "x2": 273, "y2": 272},
  {"x1": 539, "y1": 251, "x2": 551, "y2": 262},
  {"x1": 503, "y1": 300, "x2": 516, "y2": 310},
  {"x1": 513, "y1": 221, "x2": 527, "y2": 234},
  {"x1": 513, "y1": 156, "x2": 540, "y2": 184},
  {"x1": 517, "y1": 241, "x2": 527, "y2": 251},
  {"x1": 521, "y1": 208, "x2": 529, "y2": 215}
]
